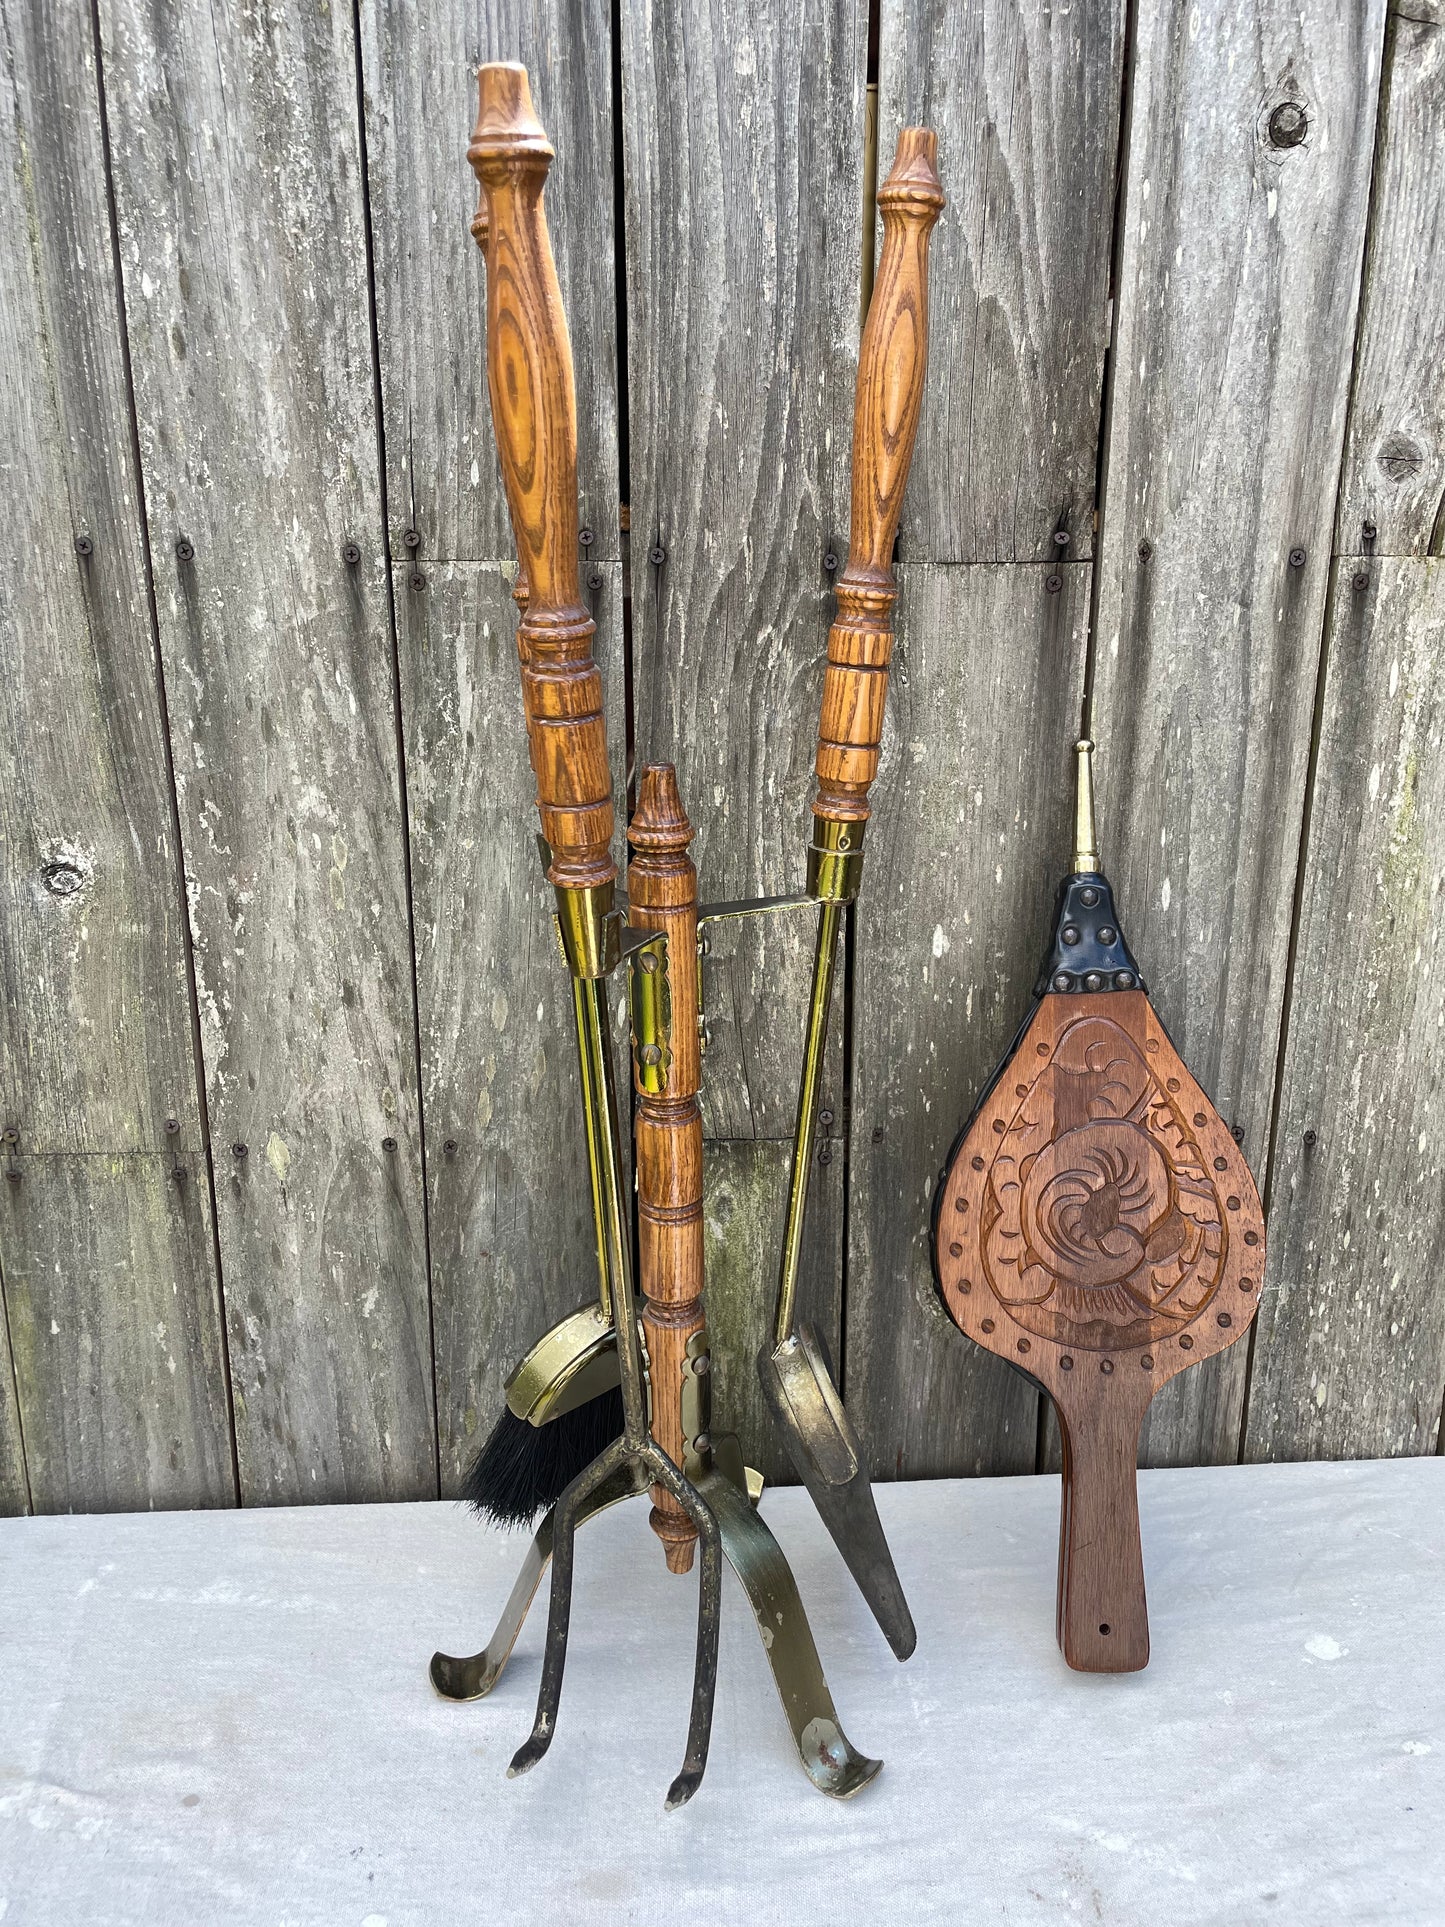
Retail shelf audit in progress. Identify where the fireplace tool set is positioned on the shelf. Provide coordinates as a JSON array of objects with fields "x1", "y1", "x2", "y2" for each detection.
[
  {"x1": 431, "y1": 59, "x2": 1265, "y2": 1803},
  {"x1": 430, "y1": 63, "x2": 941, "y2": 1807}
]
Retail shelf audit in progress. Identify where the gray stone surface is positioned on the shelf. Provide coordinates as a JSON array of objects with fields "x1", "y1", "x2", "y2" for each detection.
[{"x1": 1, "y1": 1460, "x2": 1442, "y2": 1924}]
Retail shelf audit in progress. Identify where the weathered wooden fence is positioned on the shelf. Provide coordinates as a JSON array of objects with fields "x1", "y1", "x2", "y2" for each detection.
[{"x1": 1, "y1": 0, "x2": 1440, "y2": 1515}]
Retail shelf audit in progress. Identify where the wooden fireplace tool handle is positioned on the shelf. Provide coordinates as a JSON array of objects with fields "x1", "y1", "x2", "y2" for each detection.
[
  {"x1": 628, "y1": 765, "x2": 709, "y2": 1573},
  {"x1": 776, "y1": 129, "x2": 945, "y2": 1341}
]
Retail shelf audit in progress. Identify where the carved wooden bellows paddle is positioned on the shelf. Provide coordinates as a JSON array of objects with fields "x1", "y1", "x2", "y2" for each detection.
[{"x1": 932, "y1": 741, "x2": 1265, "y2": 1672}]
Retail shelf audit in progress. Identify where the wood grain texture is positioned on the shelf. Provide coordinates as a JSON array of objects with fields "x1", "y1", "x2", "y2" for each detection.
[
  {"x1": 620, "y1": 0, "x2": 865, "y2": 1142},
  {"x1": 629, "y1": 765, "x2": 706, "y2": 1569},
  {"x1": 1090, "y1": 0, "x2": 1387, "y2": 1468},
  {"x1": 399, "y1": 563, "x2": 624, "y2": 1494},
  {"x1": 877, "y1": 0, "x2": 1128, "y2": 564},
  {"x1": 1336, "y1": 14, "x2": 1445, "y2": 559},
  {"x1": 814, "y1": 129, "x2": 943, "y2": 828},
  {"x1": 0, "y1": 1, "x2": 232, "y2": 1511},
  {"x1": 0, "y1": 1297, "x2": 26, "y2": 1514},
  {"x1": 700, "y1": 1139, "x2": 844, "y2": 1485},
  {"x1": 471, "y1": 65, "x2": 616, "y2": 898},
  {"x1": 360, "y1": 0, "x2": 618, "y2": 567},
  {"x1": 848, "y1": 563, "x2": 1090, "y2": 1478},
  {"x1": 1245, "y1": 556, "x2": 1445, "y2": 1462},
  {"x1": 936, "y1": 989, "x2": 1264, "y2": 1667},
  {"x1": 3, "y1": 1154, "x2": 235, "y2": 1511},
  {"x1": 99, "y1": 0, "x2": 435, "y2": 1504}
]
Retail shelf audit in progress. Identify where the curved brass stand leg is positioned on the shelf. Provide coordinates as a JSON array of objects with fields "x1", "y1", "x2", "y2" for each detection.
[
  {"x1": 430, "y1": 1461, "x2": 638, "y2": 1702},
  {"x1": 698, "y1": 1465, "x2": 882, "y2": 1799}
]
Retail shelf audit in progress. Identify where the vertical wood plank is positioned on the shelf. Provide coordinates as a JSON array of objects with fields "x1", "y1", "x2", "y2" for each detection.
[
  {"x1": 0, "y1": 1299, "x2": 26, "y2": 1514},
  {"x1": 361, "y1": 10, "x2": 625, "y2": 1489},
  {"x1": 1090, "y1": 0, "x2": 1387, "y2": 1468},
  {"x1": 849, "y1": 564, "x2": 1090, "y2": 1477},
  {"x1": 701, "y1": 1139, "x2": 843, "y2": 1483},
  {"x1": 1336, "y1": 15, "x2": 1445, "y2": 560},
  {"x1": 620, "y1": 0, "x2": 866, "y2": 1144},
  {"x1": 879, "y1": 0, "x2": 1127, "y2": 564},
  {"x1": 847, "y1": 0, "x2": 1125, "y2": 1477},
  {"x1": 99, "y1": 0, "x2": 435, "y2": 1503},
  {"x1": 1245, "y1": 557, "x2": 1445, "y2": 1461},
  {"x1": 394, "y1": 563, "x2": 624, "y2": 1491},
  {"x1": 360, "y1": 0, "x2": 619, "y2": 568},
  {"x1": 0, "y1": 1, "x2": 232, "y2": 1510}
]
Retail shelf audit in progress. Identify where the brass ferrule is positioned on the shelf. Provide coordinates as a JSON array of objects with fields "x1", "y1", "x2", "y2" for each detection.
[
  {"x1": 806, "y1": 816, "x2": 867, "y2": 903},
  {"x1": 553, "y1": 880, "x2": 620, "y2": 978}
]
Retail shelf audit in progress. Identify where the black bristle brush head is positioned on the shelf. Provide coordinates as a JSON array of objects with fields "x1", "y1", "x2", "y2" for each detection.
[{"x1": 460, "y1": 1387, "x2": 626, "y2": 1528}]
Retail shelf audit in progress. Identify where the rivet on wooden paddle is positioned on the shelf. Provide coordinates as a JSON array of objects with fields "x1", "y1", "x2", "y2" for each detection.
[{"x1": 931, "y1": 740, "x2": 1266, "y2": 1673}]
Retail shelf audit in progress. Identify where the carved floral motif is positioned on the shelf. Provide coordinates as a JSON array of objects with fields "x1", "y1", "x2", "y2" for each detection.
[{"x1": 980, "y1": 1015, "x2": 1225, "y2": 1349}]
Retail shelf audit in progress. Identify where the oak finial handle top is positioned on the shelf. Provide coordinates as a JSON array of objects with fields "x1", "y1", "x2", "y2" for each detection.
[
  {"x1": 469, "y1": 63, "x2": 614, "y2": 894},
  {"x1": 813, "y1": 126, "x2": 943, "y2": 834}
]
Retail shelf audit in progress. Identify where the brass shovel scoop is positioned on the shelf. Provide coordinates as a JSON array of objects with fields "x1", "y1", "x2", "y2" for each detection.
[{"x1": 758, "y1": 128, "x2": 944, "y2": 1663}]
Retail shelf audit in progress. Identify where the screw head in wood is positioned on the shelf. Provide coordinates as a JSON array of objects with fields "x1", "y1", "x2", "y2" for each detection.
[
  {"x1": 232, "y1": 1141, "x2": 248, "y2": 1158},
  {"x1": 342, "y1": 541, "x2": 361, "y2": 565},
  {"x1": 873, "y1": 1125, "x2": 884, "y2": 1143},
  {"x1": 650, "y1": 544, "x2": 666, "y2": 567},
  {"x1": 443, "y1": 1138, "x2": 458, "y2": 1155},
  {"x1": 1046, "y1": 572, "x2": 1063, "y2": 594},
  {"x1": 1052, "y1": 528, "x2": 1070, "y2": 549},
  {"x1": 409, "y1": 571, "x2": 425, "y2": 591},
  {"x1": 175, "y1": 539, "x2": 194, "y2": 562},
  {"x1": 1137, "y1": 539, "x2": 1153, "y2": 562},
  {"x1": 1352, "y1": 571, "x2": 1369, "y2": 592},
  {"x1": 74, "y1": 534, "x2": 94, "y2": 556},
  {"x1": 1232, "y1": 1124, "x2": 1245, "y2": 1143},
  {"x1": 1, "y1": 1127, "x2": 18, "y2": 1146},
  {"x1": 579, "y1": 526, "x2": 594, "y2": 547},
  {"x1": 382, "y1": 1135, "x2": 397, "y2": 1152},
  {"x1": 1289, "y1": 546, "x2": 1306, "y2": 569},
  {"x1": 1303, "y1": 1128, "x2": 1318, "y2": 1148},
  {"x1": 402, "y1": 528, "x2": 421, "y2": 550},
  {"x1": 586, "y1": 568, "x2": 604, "y2": 590},
  {"x1": 823, "y1": 549, "x2": 839, "y2": 572},
  {"x1": 1268, "y1": 100, "x2": 1308, "y2": 148},
  {"x1": 1362, "y1": 519, "x2": 1377, "y2": 542},
  {"x1": 165, "y1": 1117, "x2": 180, "y2": 1135},
  {"x1": 40, "y1": 860, "x2": 84, "y2": 897}
]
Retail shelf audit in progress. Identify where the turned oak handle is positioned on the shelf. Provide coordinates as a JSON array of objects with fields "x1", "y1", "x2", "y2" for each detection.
[
  {"x1": 814, "y1": 128, "x2": 944, "y2": 829},
  {"x1": 628, "y1": 766, "x2": 707, "y2": 1575},
  {"x1": 469, "y1": 63, "x2": 614, "y2": 893}
]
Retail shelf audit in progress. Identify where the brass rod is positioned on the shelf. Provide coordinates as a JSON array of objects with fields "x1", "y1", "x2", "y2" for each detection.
[
  {"x1": 570, "y1": 974, "x2": 612, "y2": 1321},
  {"x1": 774, "y1": 899, "x2": 844, "y2": 1346},
  {"x1": 578, "y1": 976, "x2": 648, "y2": 1442},
  {"x1": 1073, "y1": 738, "x2": 1101, "y2": 874}
]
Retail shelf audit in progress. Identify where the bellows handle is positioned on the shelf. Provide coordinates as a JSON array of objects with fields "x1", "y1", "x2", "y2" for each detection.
[
  {"x1": 469, "y1": 64, "x2": 614, "y2": 900},
  {"x1": 812, "y1": 129, "x2": 944, "y2": 854}
]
